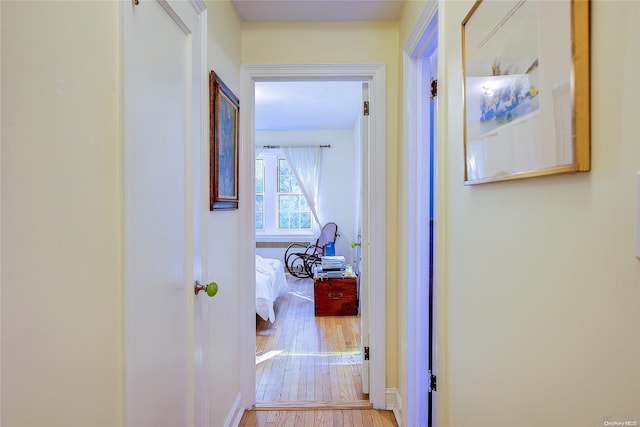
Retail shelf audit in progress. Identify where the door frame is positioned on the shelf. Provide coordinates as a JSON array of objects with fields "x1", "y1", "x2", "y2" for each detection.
[
  {"x1": 238, "y1": 63, "x2": 387, "y2": 409},
  {"x1": 402, "y1": 1, "x2": 439, "y2": 426}
]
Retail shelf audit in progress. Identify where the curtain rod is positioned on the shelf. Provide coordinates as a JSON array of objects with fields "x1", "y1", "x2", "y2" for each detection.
[{"x1": 258, "y1": 144, "x2": 331, "y2": 149}]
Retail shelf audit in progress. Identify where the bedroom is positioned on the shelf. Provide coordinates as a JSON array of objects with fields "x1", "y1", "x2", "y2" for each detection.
[{"x1": 253, "y1": 80, "x2": 366, "y2": 404}]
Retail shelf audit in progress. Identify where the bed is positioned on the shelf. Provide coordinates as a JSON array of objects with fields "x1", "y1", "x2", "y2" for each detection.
[{"x1": 255, "y1": 255, "x2": 289, "y2": 322}]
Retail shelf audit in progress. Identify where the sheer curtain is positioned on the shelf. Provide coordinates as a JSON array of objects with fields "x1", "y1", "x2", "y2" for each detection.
[{"x1": 281, "y1": 146, "x2": 322, "y2": 231}]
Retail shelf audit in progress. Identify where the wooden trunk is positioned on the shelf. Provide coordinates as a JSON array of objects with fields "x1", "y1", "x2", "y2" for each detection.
[{"x1": 314, "y1": 277, "x2": 358, "y2": 316}]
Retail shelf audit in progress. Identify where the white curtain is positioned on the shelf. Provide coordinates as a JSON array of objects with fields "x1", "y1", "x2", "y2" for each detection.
[{"x1": 281, "y1": 146, "x2": 322, "y2": 230}]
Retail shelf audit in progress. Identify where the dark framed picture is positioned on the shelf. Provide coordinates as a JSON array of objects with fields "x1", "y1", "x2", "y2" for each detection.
[{"x1": 210, "y1": 70, "x2": 239, "y2": 210}]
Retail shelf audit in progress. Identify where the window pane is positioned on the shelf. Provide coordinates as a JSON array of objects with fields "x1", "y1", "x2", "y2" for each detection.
[
  {"x1": 279, "y1": 195, "x2": 291, "y2": 211},
  {"x1": 277, "y1": 159, "x2": 288, "y2": 192},
  {"x1": 275, "y1": 158, "x2": 312, "y2": 231},
  {"x1": 255, "y1": 159, "x2": 264, "y2": 230},
  {"x1": 290, "y1": 212, "x2": 300, "y2": 228},
  {"x1": 279, "y1": 211, "x2": 290, "y2": 229},
  {"x1": 297, "y1": 195, "x2": 309, "y2": 210},
  {"x1": 255, "y1": 195, "x2": 264, "y2": 229},
  {"x1": 300, "y1": 212, "x2": 311, "y2": 228},
  {"x1": 278, "y1": 158, "x2": 302, "y2": 193},
  {"x1": 255, "y1": 159, "x2": 264, "y2": 193}
]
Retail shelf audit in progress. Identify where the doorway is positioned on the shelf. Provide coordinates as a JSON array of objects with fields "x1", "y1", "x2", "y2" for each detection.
[
  {"x1": 403, "y1": 2, "x2": 438, "y2": 426},
  {"x1": 239, "y1": 64, "x2": 387, "y2": 410},
  {"x1": 253, "y1": 79, "x2": 364, "y2": 405}
]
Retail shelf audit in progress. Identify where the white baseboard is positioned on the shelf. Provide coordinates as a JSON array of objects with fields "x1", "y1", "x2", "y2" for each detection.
[
  {"x1": 223, "y1": 392, "x2": 244, "y2": 427},
  {"x1": 386, "y1": 388, "x2": 402, "y2": 427}
]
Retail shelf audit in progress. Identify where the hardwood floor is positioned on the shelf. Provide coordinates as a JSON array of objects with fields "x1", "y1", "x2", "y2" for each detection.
[
  {"x1": 255, "y1": 277, "x2": 367, "y2": 404},
  {"x1": 247, "y1": 278, "x2": 398, "y2": 426},
  {"x1": 238, "y1": 408, "x2": 398, "y2": 426}
]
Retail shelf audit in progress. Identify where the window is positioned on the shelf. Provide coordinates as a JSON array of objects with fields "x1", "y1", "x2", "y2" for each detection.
[{"x1": 256, "y1": 152, "x2": 312, "y2": 235}]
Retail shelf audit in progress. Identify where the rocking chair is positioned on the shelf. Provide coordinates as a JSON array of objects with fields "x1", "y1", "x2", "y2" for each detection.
[{"x1": 284, "y1": 222, "x2": 338, "y2": 278}]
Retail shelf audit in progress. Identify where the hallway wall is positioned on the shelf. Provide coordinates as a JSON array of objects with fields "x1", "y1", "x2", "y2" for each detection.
[
  {"x1": 1, "y1": 2, "x2": 122, "y2": 425},
  {"x1": 437, "y1": 1, "x2": 640, "y2": 425},
  {"x1": 205, "y1": 1, "x2": 244, "y2": 426}
]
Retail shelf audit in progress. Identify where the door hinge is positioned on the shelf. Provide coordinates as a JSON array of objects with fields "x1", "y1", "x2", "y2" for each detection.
[
  {"x1": 364, "y1": 346, "x2": 370, "y2": 361},
  {"x1": 428, "y1": 370, "x2": 437, "y2": 392},
  {"x1": 363, "y1": 101, "x2": 370, "y2": 116},
  {"x1": 430, "y1": 79, "x2": 438, "y2": 98}
]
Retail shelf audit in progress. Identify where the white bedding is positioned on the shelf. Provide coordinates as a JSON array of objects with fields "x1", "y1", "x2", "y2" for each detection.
[{"x1": 255, "y1": 255, "x2": 288, "y2": 322}]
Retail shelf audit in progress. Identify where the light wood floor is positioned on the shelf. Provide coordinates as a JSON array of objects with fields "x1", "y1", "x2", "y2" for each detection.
[
  {"x1": 255, "y1": 278, "x2": 367, "y2": 404},
  {"x1": 238, "y1": 408, "x2": 398, "y2": 426}
]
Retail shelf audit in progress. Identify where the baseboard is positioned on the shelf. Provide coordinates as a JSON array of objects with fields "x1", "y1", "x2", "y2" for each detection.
[
  {"x1": 254, "y1": 400, "x2": 373, "y2": 410},
  {"x1": 385, "y1": 388, "x2": 402, "y2": 427},
  {"x1": 223, "y1": 392, "x2": 244, "y2": 427}
]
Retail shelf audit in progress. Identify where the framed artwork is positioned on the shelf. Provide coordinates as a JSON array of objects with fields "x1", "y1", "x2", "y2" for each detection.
[
  {"x1": 462, "y1": 0, "x2": 590, "y2": 185},
  {"x1": 210, "y1": 70, "x2": 239, "y2": 210}
]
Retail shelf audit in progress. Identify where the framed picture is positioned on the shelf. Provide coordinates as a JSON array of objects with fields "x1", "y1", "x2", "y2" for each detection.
[
  {"x1": 210, "y1": 70, "x2": 239, "y2": 210},
  {"x1": 462, "y1": 0, "x2": 590, "y2": 185}
]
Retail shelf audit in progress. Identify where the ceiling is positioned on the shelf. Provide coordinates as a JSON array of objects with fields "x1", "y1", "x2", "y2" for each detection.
[
  {"x1": 255, "y1": 81, "x2": 363, "y2": 131},
  {"x1": 231, "y1": 0, "x2": 405, "y2": 23},
  {"x1": 236, "y1": 0, "x2": 404, "y2": 131}
]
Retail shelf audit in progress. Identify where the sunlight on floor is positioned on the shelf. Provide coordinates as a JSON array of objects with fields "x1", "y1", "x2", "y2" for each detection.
[
  {"x1": 256, "y1": 349, "x2": 362, "y2": 365},
  {"x1": 288, "y1": 291, "x2": 314, "y2": 302}
]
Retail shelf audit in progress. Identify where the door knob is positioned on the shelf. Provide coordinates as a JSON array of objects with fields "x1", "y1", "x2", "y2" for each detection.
[
  {"x1": 194, "y1": 280, "x2": 218, "y2": 297},
  {"x1": 350, "y1": 240, "x2": 361, "y2": 248}
]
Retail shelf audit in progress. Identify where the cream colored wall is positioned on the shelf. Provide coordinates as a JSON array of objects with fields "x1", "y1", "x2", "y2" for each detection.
[
  {"x1": 437, "y1": 1, "x2": 640, "y2": 426},
  {"x1": 400, "y1": 0, "x2": 429, "y2": 45},
  {"x1": 1, "y1": 2, "x2": 122, "y2": 426},
  {"x1": 205, "y1": 1, "x2": 244, "y2": 426},
  {"x1": 242, "y1": 20, "x2": 401, "y2": 389}
]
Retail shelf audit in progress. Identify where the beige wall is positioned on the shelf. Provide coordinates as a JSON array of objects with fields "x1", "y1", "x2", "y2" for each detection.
[
  {"x1": 437, "y1": 1, "x2": 640, "y2": 426},
  {"x1": 242, "y1": 20, "x2": 401, "y2": 389},
  {"x1": 1, "y1": 2, "x2": 122, "y2": 426},
  {"x1": 205, "y1": 1, "x2": 244, "y2": 426}
]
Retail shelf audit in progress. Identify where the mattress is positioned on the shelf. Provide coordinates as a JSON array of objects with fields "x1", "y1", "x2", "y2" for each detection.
[{"x1": 255, "y1": 255, "x2": 288, "y2": 322}]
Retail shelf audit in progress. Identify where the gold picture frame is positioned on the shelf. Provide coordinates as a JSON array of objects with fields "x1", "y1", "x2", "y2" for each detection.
[
  {"x1": 210, "y1": 70, "x2": 239, "y2": 210},
  {"x1": 462, "y1": 0, "x2": 590, "y2": 185}
]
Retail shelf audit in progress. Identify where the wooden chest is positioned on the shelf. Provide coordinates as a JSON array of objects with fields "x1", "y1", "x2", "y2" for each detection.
[{"x1": 314, "y1": 276, "x2": 358, "y2": 316}]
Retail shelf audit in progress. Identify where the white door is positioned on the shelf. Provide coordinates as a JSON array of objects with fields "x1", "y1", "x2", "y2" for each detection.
[{"x1": 122, "y1": 1, "x2": 207, "y2": 426}]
